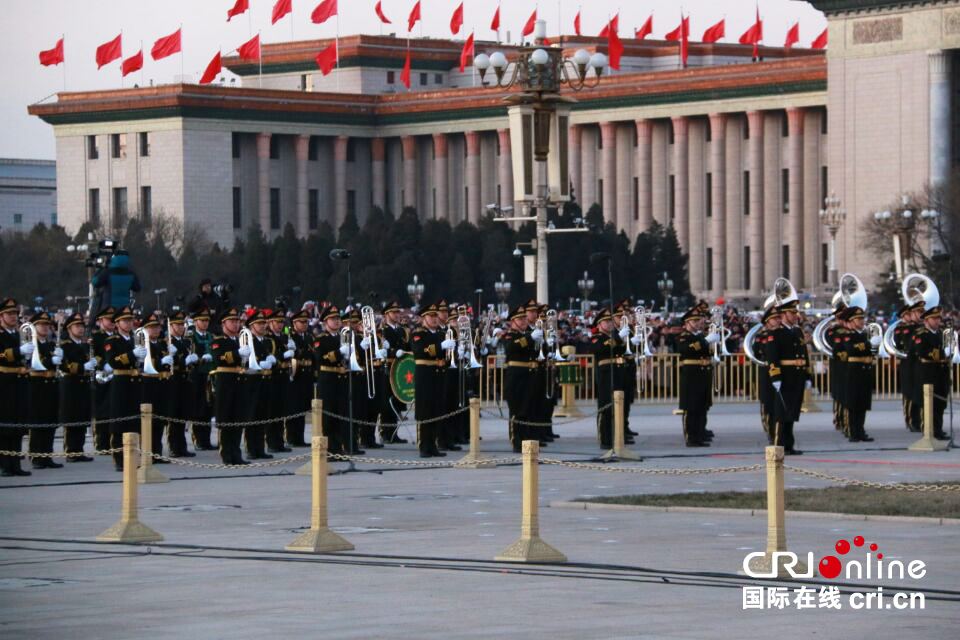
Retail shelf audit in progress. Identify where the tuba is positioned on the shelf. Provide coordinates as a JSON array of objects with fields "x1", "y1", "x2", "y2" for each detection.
[
  {"x1": 744, "y1": 278, "x2": 796, "y2": 366},
  {"x1": 882, "y1": 274, "x2": 941, "y2": 358},
  {"x1": 239, "y1": 327, "x2": 261, "y2": 371},
  {"x1": 361, "y1": 306, "x2": 378, "y2": 398},
  {"x1": 742, "y1": 322, "x2": 768, "y2": 366},
  {"x1": 19, "y1": 322, "x2": 46, "y2": 372},
  {"x1": 134, "y1": 327, "x2": 159, "y2": 375}
]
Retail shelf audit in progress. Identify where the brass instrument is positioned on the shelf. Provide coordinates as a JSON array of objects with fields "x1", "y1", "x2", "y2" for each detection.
[
  {"x1": 621, "y1": 313, "x2": 633, "y2": 356},
  {"x1": 445, "y1": 326, "x2": 457, "y2": 368},
  {"x1": 239, "y1": 327, "x2": 261, "y2": 371},
  {"x1": 744, "y1": 278, "x2": 796, "y2": 366},
  {"x1": 134, "y1": 327, "x2": 159, "y2": 375},
  {"x1": 545, "y1": 309, "x2": 559, "y2": 399},
  {"x1": 944, "y1": 322, "x2": 960, "y2": 365},
  {"x1": 634, "y1": 305, "x2": 654, "y2": 360},
  {"x1": 883, "y1": 273, "x2": 941, "y2": 358},
  {"x1": 19, "y1": 322, "x2": 46, "y2": 372},
  {"x1": 709, "y1": 306, "x2": 732, "y2": 363},
  {"x1": 361, "y1": 305, "x2": 378, "y2": 398},
  {"x1": 340, "y1": 327, "x2": 362, "y2": 373},
  {"x1": 535, "y1": 318, "x2": 546, "y2": 361},
  {"x1": 457, "y1": 306, "x2": 481, "y2": 369}
]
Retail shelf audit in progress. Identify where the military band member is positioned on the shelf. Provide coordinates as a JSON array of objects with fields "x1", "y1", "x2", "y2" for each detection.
[
  {"x1": 894, "y1": 302, "x2": 924, "y2": 432},
  {"x1": 616, "y1": 301, "x2": 642, "y2": 439},
  {"x1": 266, "y1": 309, "x2": 294, "y2": 453},
  {"x1": 837, "y1": 306, "x2": 877, "y2": 443},
  {"x1": 591, "y1": 308, "x2": 629, "y2": 450},
  {"x1": 766, "y1": 300, "x2": 811, "y2": 455},
  {"x1": 165, "y1": 311, "x2": 197, "y2": 457},
  {"x1": 0, "y1": 298, "x2": 31, "y2": 476},
  {"x1": 377, "y1": 301, "x2": 410, "y2": 444},
  {"x1": 27, "y1": 311, "x2": 62, "y2": 469},
  {"x1": 211, "y1": 307, "x2": 247, "y2": 465},
  {"x1": 501, "y1": 304, "x2": 539, "y2": 452},
  {"x1": 104, "y1": 306, "x2": 144, "y2": 470},
  {"x1": 312, "y1": 305, "x2": 350, "y2": 455},
  {"x1": 91, "y1": 306, "x2": 116, "y2": 452},
  {"x1": 911, "y1": 306, "x2": 951, "y2": 441},
  {"x1": 242, "y1": 310, "x2": 275, "y2": 460},
  {"x1": 412, "y1": 303, "x2": 451, "y2": 457},
  {"x1": 755, "y1": 307, "x2": 781, "y2": 444},
  {"x1": 824, "y1": 304, "x2": 848, "y2": 436},
  {"x1": 675, "y1": 307, "x2": 719, "y2": 447},
  {"x1": 188, "y1": 307, "x2": 216, "y2": 450},
  {"x1": 58, "y1": 312, "x2": 97, "y2": 461},
  {"x1": 285, "y1": 309, "x2": 314, "y2": 447},
  {"x1": 139, "y1": 312, "x2": 171, "y2": 463},
  {"x1": 437, "y1": 300, "x2": 463, "y2": 451}
]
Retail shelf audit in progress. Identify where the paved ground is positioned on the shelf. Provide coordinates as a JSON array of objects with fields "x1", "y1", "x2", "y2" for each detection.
[{"x1": 1, "y1": 400, "x2": 959, "y2": 639}]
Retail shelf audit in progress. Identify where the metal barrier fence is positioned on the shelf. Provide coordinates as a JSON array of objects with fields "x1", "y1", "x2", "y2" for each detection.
[{"x1": 478, "y1": 353, "x2": 960, "y2": 407}]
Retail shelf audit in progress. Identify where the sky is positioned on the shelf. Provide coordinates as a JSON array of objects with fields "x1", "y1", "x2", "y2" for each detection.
[{"x1": 4, "y1": 0, "x2": 827, "y2": 160}]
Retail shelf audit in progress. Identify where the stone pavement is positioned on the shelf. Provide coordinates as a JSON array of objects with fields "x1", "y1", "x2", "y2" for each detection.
[{"x1": 1, "y1": 400, "x2": 958, "y2": 639}]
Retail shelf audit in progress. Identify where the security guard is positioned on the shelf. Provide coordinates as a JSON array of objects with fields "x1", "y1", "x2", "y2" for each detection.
[
  {"x1": 591, "y1": 308, "x2": 629, "y2": 450},
  {"x1": 211, "y1": 307, "x2": 247, "y2": 465},
  {"x1": 165, "y1": 311, "x2": 197, "y2": 457},
  {"x1": 58, "y1": 312, "x2": 97, "y2": 461},
  {"x1": 755, "y1": 307, "x2": 781, "y2": 444},
  {"x1": 675, "y1": 306, "x2": 719, "y2": 447},
  {"x1": 104, "y1": 306, "x2": 144, "y2": 470},
  {"x1": 187, "y1": 307, "x2": 216, "y2": 450},
  {"x1": 377, "y1": 301, "x2": 410, "y2": 444},
  {"x1": 838, "y1": 306, "x2": 877, "y2": 443},
  {"x1": 91, "y1": 306, "x2": 116, "y2": 452},
  {"x1": 285, "y1": 308, "x2": 314, "y2": 447},
  {"x1": 766, "y1": 300, "x2": 811, "y2": 455},
  {"x1": 0, "y1": 297, "x2": 30, "y2": 476},
  {"x1": 412, "y1": 303, "x2": 452, "y2": 457},
  {"x1": 312, "y1": 305, "x2": 350, "y2": 455},
  {"x1": 911, "y1": 306, "x2": 951, "y2": 440},
  {"x1": 894, "y1": 302, "x2": 924, "y2": 432},
  {"x1": 27, "y1": 311, "x2": 62, "y2": 469}
]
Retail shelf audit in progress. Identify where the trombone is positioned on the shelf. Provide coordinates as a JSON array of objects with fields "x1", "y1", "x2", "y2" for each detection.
[{"x1": 361, "y1": 305, "x2": 378, "y2": 399}]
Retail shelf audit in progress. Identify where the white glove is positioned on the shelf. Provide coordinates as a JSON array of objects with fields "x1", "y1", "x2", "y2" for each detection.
[
  {"x1": 772, "y1": 380, "x2": 782, "y2": 392},
  {"x1": 382, "y1": 339, "x2": 390, "y2": 349},
  {"x1": 360, "y1": 336, "x2": 371, "y2": 350},
  {"x1": 283, "y1": 349, "x2": 295, "y2": 360},
  {"x1": 457, "y1": 346, "x2": 466, "y2": 358},
  {"x1": 546, "y1": 335, "x2": 555, "y2": 346},
  {"x1": 869, "y1": 335, "x2": 881, "y2": 347},
  {"x1": 339, "y1": 344, "x2": 351, "y2": 357},
  {"x1": 83, "y1": 359, "x2": 97, "y2": 372},
  {"x1": 376, "y1": 348, "x2": 388, "y2": 359},
  {"x1": 161, "y1": 355, "x2": 174, "y2": 367},
  {"x1": 492, "y1": 328, "x2": 504, "y2": 338},
  {"x1": 395, "y1": 349, "x2": 407, "y2": 357},
  {"x1": 133, "y1": 346, "x2": 147, "y2": 360},
  {"x1": 259, "y1": 359, "x2": 273, "y2": 370},
  {"x1": 618, "y1": 327, "x2": 630, "y2": 340},
  {"x1": 287, "y1": 338, "x2": 295, "y2": 350},
  {"x1": 805, "y1": 380, "x2": 813, "y2": 390},
  {"x1": 19, "y1": 342, "x2": 34, "y2": 356},
  {"x1": 266, "y1": 354, "x2": 277, "y2": 365},
  {"x1": 167, "y1": 343, "x2": 177, "y2": 356},
  {"x1": 185, "y1": 353, "x2": 199, "y2": 366},
  {"x1": 103, "y1": 363, "x2": 114, "y2": 375},
  {"x1": 530, "y1": 328, "x2": 544, "y2": 341},
  {"x1": 238, "y1": 345, "x2": 252, "y2": 358},
  {"x1": 52, "y1": 355, "x2": 63, "y2": 366},
  {"x1": 201, "y1": 353, "x2": 213, "y2": 363},
  {"x1": 441, "y1": 338, "x2": 456, "y2": 350},
  {"x1": 705, "y1": 332, "x2": 721, "y2": 345},
  {"x1": 53, "y1": 347, "x2": 64, "y2": 359},
  {"x1": 630, "y1": 335, "x2": 643, "y2": 345}
]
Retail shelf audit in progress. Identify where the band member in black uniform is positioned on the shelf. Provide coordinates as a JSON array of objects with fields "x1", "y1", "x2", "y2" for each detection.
[
  {"x1": 377, "y1": 301, "x2": 410, "y2": 444},
  {"x1": 342, "y1": 309, "x2": 373, "y2": 451},
  {"x1": 895, "y1": 302, "x2": 924, "y2": 432},
  {"x1": 0, "y1": 298, "x2": 30, "y2": 476},
  {"x1": 614, "y1": 303, "x2": 641, "y2": 441},
  {"x1": 164, "y1": 311, "x2": 197, "y2": 457},
  {"x1": 285, "y1": 309, "x2": 314, "y2": 447},
  {"x1": 91, "y1": 306, "x2": 116, "y2": 452},
  {"x1": 522, "y1": 301, "x2": 551, "y2": 445},
  {"x1": 58, "y1": 312, "x2": 96, "y2": 461},
  {"x1": 755, "y1": 307, "x2": 781, "y2": 444},
  {"x1": 502, "y1": 305, "x2": 538, "y2": 452},
  {"x1": 823, "y1": 304, "x2": 846, "y2": 435},
  {"x1": 436, "y1": 301, "x2": 462, "y2": 451},
  {"x1": 766, "y1": 300, "x2": 811, "y2": 455},
  {"x1": 312, "y1": 305, "x2": 350, "y2": 455},
  {"x1": 837, "y1": 306, "x2": 877, "y2": 442},
  {"x1": 266, "y1": 308, "x2": 294, "y2": 453},
  {"x1": 911, "y1": 306, "x2": 951, "y2": 440},
  {"x1": 242, "y1": 310, "x2": 275, "y2": 460},
  {"x1": 675, "y1": 307, "x2": 719, "y2": 447},
  {"x1": 591, "y1": 308, "x2": 628, "y2": 450},
  {"x1": 139, "y1": 312, "x2": 171, "y2": 462},
  {"x1": 104, "y1": 306, "x2": 144, "y2": 470},
  {"x1": 412, "y1": 303, "x2": 452, "y2": 457},
  {"x1": 211, "y1": 307, "x2": 247, "y2": 465},
  {"x1": 27, "y1": 312, "x2": 62, "y2": 469},
  {"x1": 188, "y1": 308, "x2": 216, "y2": 450}
]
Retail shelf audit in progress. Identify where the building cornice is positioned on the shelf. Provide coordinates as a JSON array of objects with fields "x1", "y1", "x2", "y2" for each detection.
[{"x1": 809, "y1": 0, "x2": 952, "y2": 16}]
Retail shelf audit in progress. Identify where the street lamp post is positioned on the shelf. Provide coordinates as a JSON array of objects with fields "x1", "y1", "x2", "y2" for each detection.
[
  {"x1": 819, "y1": 191, "x2": 846, "y2": 288},
  {"x1": 493, "y1": 272, "x2": 512, "y2": 317},
  {"x1": 577, "y1": 270, "x2": 594, "y2": 314},
  {"x1": 657, "y1": 272, "x2": 674, "y2": 316},
  {"x1": 406, "y1": 274, "x2": 424, "y2": 311}
]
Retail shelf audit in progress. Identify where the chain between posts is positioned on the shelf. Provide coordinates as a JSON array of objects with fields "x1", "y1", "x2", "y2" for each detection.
[
  {"x1": 0, "y1": 416, "x2": 136, "y2": 429},
  {"x1": 321, "y1": 405, "x2": 469, "y2": 428},
  {"x1": 153, "y1": 412, "x2": 311, "y2": 429},
  {"x1": 480, "y1": 403, "x2": 612, "y2": 427},
  {"x1": 539, "y1": 458, "x2": 764, "y2": 475},
  {"x1": 784, "y1": 465, "x2": 960, "y2": 492},
  {"x1": 0, "y1": 448, "x2": 124, "y2": 458},
  {"x1": 149, "y1": 452, "x2": 312, "y2": 470}
]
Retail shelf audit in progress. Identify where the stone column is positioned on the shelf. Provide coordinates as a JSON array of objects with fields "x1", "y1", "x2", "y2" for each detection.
[
  {"x1": 929, "y1": 50, "x2": 952, "y2": 186},
  {"x1": 803, "y1": 110, "x2": 822, "y2": 289},
  {"x1": 616, "y1": 124, "x2": 633, "y2": 236},
  {"x1": 371, "y1": 137, "x2": 386, "y2": 212},
  {"x1": 599, "y1": 121, "x2": 617, "y2": 224},
  {"x1": 581, "y1": 126, "x2": 598, "y2": 210},
  {"x1": 295, "y1": 135, "x2": 310, "y2": 236},
  {"x1": 746, "y1": 111, "x2": 764, "y2": 294},
  {"x1": 709, "y1": 113, "x2": 726, "y2": 294},
  {"x1": 787, "y1": 107, "x2": 805, "y2": 288},
  {"x1": 687, "y1": 120, "x2": 705, "y2": 293},
  {"x1": 401, "y1": 135, "x2": 417, "y2": 211},
  {"x1": 635, "y1": 119, "x2": 653, "y2": 232},
  {"x1": 334, "y1": 135, "x2": 348, "y2": 228},
  {"x1": 256, "y1": 133, "x2": 271, "y2": 232},
  {"x1": 651, "y1": 122, "x2": 668, "y2": 227},
  {"x1": 724, "y1": 116, "x2": 742, "y2": 291},
  {"x1": 497, "y1": 129, "x2": 512, "y2": 208},
  {"x1": 763, "y1": 114, "x2": 781, "y2": 284},
  {"x1": 672, "y1": 116, "x2": 689, "y2": 251},
  {"x1": 433, "y1": 133, "x2": 449, "y2": 220},
  {"x1": 465, "y1": 131, "x2": 481, "y2": 224},
  {"x1": 568, "y1": 125, "x2": 582, "y2": 206}
]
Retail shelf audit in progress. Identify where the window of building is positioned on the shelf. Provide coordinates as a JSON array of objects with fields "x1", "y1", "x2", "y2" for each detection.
[
  {"x1": 13, "y1": 213, "x2": 22, "y2": 225},
  {"x1": 598, "y1": 179, "x2": 604, "y2": 209},
  {"x1": 432, "y1": 188, "x2": 437, "y2": 218},
  {"x1": 464, "y1": 186, "x2": 468, "y2": 211},
  {"x1": 141, "y1": 186, "x2": 151, "y2": 223},
  {"x1": 270, "y1": 188, "x2": 281, "y2": 229},
  {"x1": 300, "y1": 74, "x2": 308, "y2": 90},
  {"x1": 419, "y1": 72, "x2": 428, "y2": 86},
  {"x1": 706, "y1": 248, "x2": 713, "y2": 290},
  {"x1": 269, "y1": 136, "x2": 279, "y2": 159},
  {"x1": 742, "y1": 171, "x2": 750, "y2": 216},
  {"x1": 308, "y1": 136, "x2": 319, "y2": 161},
  {"x1": 496, "y1": 184, "x2": 501, "y2": 205},
  {"x1": 668, "y1": 175, "x2": 675, "y2": 220},
  {"x1": 387, "y1": 70, "x2": 395, "y2": 84},
  {"x1": 705, "y1": 121, "x2": 712, "y2": 142},
  {"x1": 633, "y1": 176, "x2": 639, "y2": 220},
  {"x1": 308, "y1": 189, "x2": 319, "y2": 229},
  {"x1": 87, "y1": 135, "x2": 99, "y2": 160},
  {"x1": 232, "y1": 187, "x2": 242, "y2": 229},
  {"x1": 821, "y1": 112, "x2": 828, "y2": 135},
  {"x1": 668, "y1": 125, "x2": 675, "y2": 145},
  {"x1": 435, "y1": 73, "x2": 443, "y2": 84},
  {"x1": 782, "y1": 245, "x2": 790, "y2": 279},
  {"x1": 598, "y1": 132, "x2": 603, "y2": 149},
  {"x1": 346, "y1": 139, "x2": 355, "y2": 162},
  {"x1": 232, "y1": 132, "x2": 242, "y2": 159},
  {"x1": 706, "y1": 173, "x2": 713, "y2": 217},
  {"x1": 781, "y1": 114, "x2": 789, "y2": 137},
  {"x1": 821, "y1": 242, "x2": 829, "y2": 284},
  {"x1": 139, "y1": 132, "x2": 150, "y2": 157},
  {"x1": 347, "y1": 190, "x2": 356, "y2": 216},
  {"x1": 89, "y1": 188, "x2": 100, "y2": 224},
  {"x1": 111, "y1": 133, "x2": 126, "y2": 159},
  {"x1": 782, "y1": 168, "x2": 789, "y2": 213},
  {"x1": 113, "y1": 187, "x2": 128, "y2": 228},
  {"x1": 51, "y1": 212, "x2": 57, "y2": 226},
  {"x1": 743, "y1": 247, "x2": 751, "y2": 290},
  {"x1": 821, "y1": 166, "x2": 828, "y2": 205},
  {"x1": 743, "y1": 115, "x2": 750, "y2": 140}
]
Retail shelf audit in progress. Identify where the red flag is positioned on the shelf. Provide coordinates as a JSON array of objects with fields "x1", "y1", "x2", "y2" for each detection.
[
  {"x1": 607, "y1": 21, "x2": 623, "y2": 70},
  {"x1": 681, "y1": 16, "x2": 689, "y2": 67},
  {"x1": 451, "y1": 3, "x2": 463, "y2": 35},
  {"x1": 227, "y1": 0, "x2": 249, "y2": 21},
  {"x1": 459, "y1": 31, "x2": 474, "y2": 73},
  {"x1": 635, "y1": 15, "x2": 652, "y2": 40},
  {"x1": 599, "y1": 13, "x2": 618, "y2": 38},
  {"x1": 316, "y1": 42, "x2": 337, "y2": 75},
  {"x1": 311, "y1": 0, "x2": 337, "y2": 24},
  {"x1": 574, "y1": 11, "x2": 580, "y2": 36},
  {"x1": 408, "y1": 1, "x2": 421, "y2": 32},
  {"x1": 121, "y1": 49, "x2": 142, "y2": 77},
  {"x1": 272, "y1": 0, "x2": 293, "y2": 24},
  {"x1": 237, "y1": 34, "x2": 260, "y2": 60},
  {"x1": 401, "y1": 47, "x2": 411, "y2": 88},
  {"x1": 491, "y1": 5, "x2": 500, "y2": 31},
  {"x1": 199, "y1": 51, "x2": 222, "y2": 84},
  {"x1": 702, "y1": 19, "x2": 724, "y2": 44},
  {"x1": 39, "y1": 38, "x2": 64, "y2": 66},
  {"x1": 96, "y1": 34, "x2": 122, "y2": 69},
  {"x1": 784, "y1": 22, "x2": 799, "y2": 50},
  {"x1": 522, "y1": 9, "x2": 536, "y2": 37},
  {"x1": 739, "y1": 6, "x2": 763, "y2": 58},
  {"x1": 375, "y1": 1, "x2": 391, "y2": 24},
  {"x1": 151, "y1": 28, "x2": 181, "y2": 61},
  {"x1": 811, "y1": 27, "x2": 828, "y2": 49},
  {"x1": 664, "y1": 20, "x2": 683, "y2": 41}
]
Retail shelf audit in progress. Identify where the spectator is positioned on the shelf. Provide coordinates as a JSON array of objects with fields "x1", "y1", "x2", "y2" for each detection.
[
  {"x1": 189, "y1": 279, "x2": 228, "y2": 319},
  {"x1": 91, "y1": 251, "x2": 141, "y2": 310}
]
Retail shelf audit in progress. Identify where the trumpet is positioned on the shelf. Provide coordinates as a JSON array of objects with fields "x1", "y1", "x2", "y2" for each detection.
[
  {"x1": 545, "y1": 310, "x2": 561, "y2": 399},
  {"x1": 457, "y1": 307, "x2": 481, "y2": 369},
  {"x1": 633, "y1": 305, "x2": 654, "y2": 360},
  {"x1": 621, "y1": 313, "x2": 633, "y2": 356},
  {"x1": 134, "y1": 327, "x2": 159, "y2": 375},
  {"x1": 19, "y1": 322, "x2": 46, "y2": 372},
  {"x1": 445, "y1": 326, "x2": 457, "y2": 368},
  {"x1": 239, "y1": 327, "x2": 260, "y2": 371},
  {"x1": 535, "y1": 318, "x2": 546, "y2": 361},
  {"x1": 340, "y1": 327, "x2": 363, "y2": 373},
  {"x1": 709, "y1": 306, "x2": 732, "y2": 363},
  {"x1": 361, "y1": 305, "x2": 378, "y2": 398}
]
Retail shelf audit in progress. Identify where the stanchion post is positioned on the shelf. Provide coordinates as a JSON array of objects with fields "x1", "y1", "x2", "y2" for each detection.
[
  {"x1": 494, "y1": 440, "x2": 566, "y2": 563},
  {"x1": 97, "y1": 433, "x2": 163, "y2": 542},
  {"x1": 742, "y1": 445, "x2": 810, "y2": 578},
  {"x1": 137, "y1": 403, "x2": 168, "y2": 484},
  {"x1": 800, "y1": 385, "x2": 820, "y2": 413},
  {"x1": 909, "y1": 384, "x2": 948, "y2": 451},
  {"x1": 457, "y1": 397, "x2": 494, "y2": 468},
  {"x1": 296, "y1": 399, "x2": 322, "y2": 475},
  {"x1": 601, "y1": 390, "x2": 641, "y2": 461},
  {"x1": 286, "y1": 435, "x2": 354, "y2": 553}
]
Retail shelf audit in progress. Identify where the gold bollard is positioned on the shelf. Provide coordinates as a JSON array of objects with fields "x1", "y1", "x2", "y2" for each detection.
[
  {"x1": 908, "y1": 384, "x2": 948, "y2": 452},
  {"x1": 800, "y1": 386, "x2": 821, "y2": 413},
  {"x1": 601, "y1": 390, "x2": 641, "y2": 461},
  {"x1": 457, "y1": 397, "x2": 494, "y2": 468},
  {"x1": 137, "y1": 403, "x2": 169, "y2": 484},
  {"x1": 97, "y1": 433, "x2": 163, "y2": 543},
  {"x1": 742, "y1": 446, "x2": 810, "y2": 578},
  {"x1": 495, "y1": 440, "x2": 566, "y2": 563},
  {"x1": 296, "y1": 399, "x2": 323, "y2": 476},
  {"x1": 553, "y1": 347, "x2": 583, "y2": 418},
  {"x1": 285, "y1": 435, "x2": 354, "y2": 553}
]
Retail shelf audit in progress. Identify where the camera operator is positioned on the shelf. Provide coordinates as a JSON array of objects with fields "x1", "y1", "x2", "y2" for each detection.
[
  {"x1": 190, "y1": 279, "x2": 230, "y2": 323},
  {"x1": 91, "y1": 249, "x2": 141, "y2": 311}
]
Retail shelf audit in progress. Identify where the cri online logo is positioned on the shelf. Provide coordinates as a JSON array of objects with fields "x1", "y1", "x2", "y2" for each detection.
[{"x1": 743, "y1": 535, "x2": 926, "y2": 580}]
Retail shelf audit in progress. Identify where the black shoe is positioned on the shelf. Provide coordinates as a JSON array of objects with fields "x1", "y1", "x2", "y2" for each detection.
[
  {"x1": 288, "y1": 442, "x2": 310, "y2": 448},
  {"x1": 785, "y1": 448, "x2": 803, "y2": 455},
  {"x1": 170, "y1": 451, "x2": 195, "y2": 458},
  {"x1": 419, "y1": 452, "x2": 433, "y2": 458},
  {"x1": 269, "y1": 447, "x2": 293, "y2": 453},
  {"x1": 860, "y1": 435, "x2": 875, "y2": 442},
  {"x1": 388, "y1": 437, "x2": 409, "y2": 444},
  {"x1": 253, "y1": 453, "x2": 273, "y2": 459},
  {"x1": 624, "y1": 438, "x2": 635, "y2": 445},
  {"x1": 431, "y1": 451, "x2": 447, "y2": 457},
  {"x1": 686, "y1": 441, "x2": 708, "y2": 447},
  {"x1": 550, "y1": 432, "x2": 561, "y2": 438},
  {"x1": 153, "y1": 457, "x2": 170, "y2": 464},
  {"x1": 68, "y1": 455, "x2": 94, "y2": 462},
  {"x1": 934, "y1": 433, "x2": 950, "y2": 441},
  {"x1": 233, "y1": 459, "x2": 250, "y2": 465},
  {"x1": 365, "y1": 442, "x2": 384, "y2": 449},
  {"x1": 705, "y1": 430, "x2": 715, "y2": 438},
  {"x1": 445, "y1": 445, "x2": 463, "y2": 451},
  {"x1": 14, "y1": 468, "x2": 31, "y2": 476},
  {"x1": 38, "y1": 460, "x2": 64, "y2": 469},
  {"x1": 197, "y1": 445, "x2": 217, "y2": 451},
  {"x1": 626, "y1": 429, "x2": 638, "y2": 437},
  {"x1": 115, "y1": 464, "x2": 124, "y2": 472},
  {"x1": 349, "y1": 449, "x2": 366, "y2": 455}
]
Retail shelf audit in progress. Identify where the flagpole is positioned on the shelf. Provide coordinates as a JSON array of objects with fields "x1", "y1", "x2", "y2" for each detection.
[
  {"x1": 141, "y1": 40, "x2": 145, "y2": 87},
  {"x1": 180, "y1": 24, "x2": 184, "y2": 82},
  {"x1": 120, "y1": 29, "x2": 124, "y2": 89},
  {"x1": 62, "y1": 34, "x2": 66, "y2": 91},
  {"x1": 258, "y1": 31, "x2": 262, "y2": 88},
  {"x1": 336, "y1": 13, "x2": 340, "y2": 92}
]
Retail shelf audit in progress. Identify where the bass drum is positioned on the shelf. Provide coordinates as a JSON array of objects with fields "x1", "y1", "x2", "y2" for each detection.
[{"x1": 389, "y1": 353, "x2": 416, "y2": 405}]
